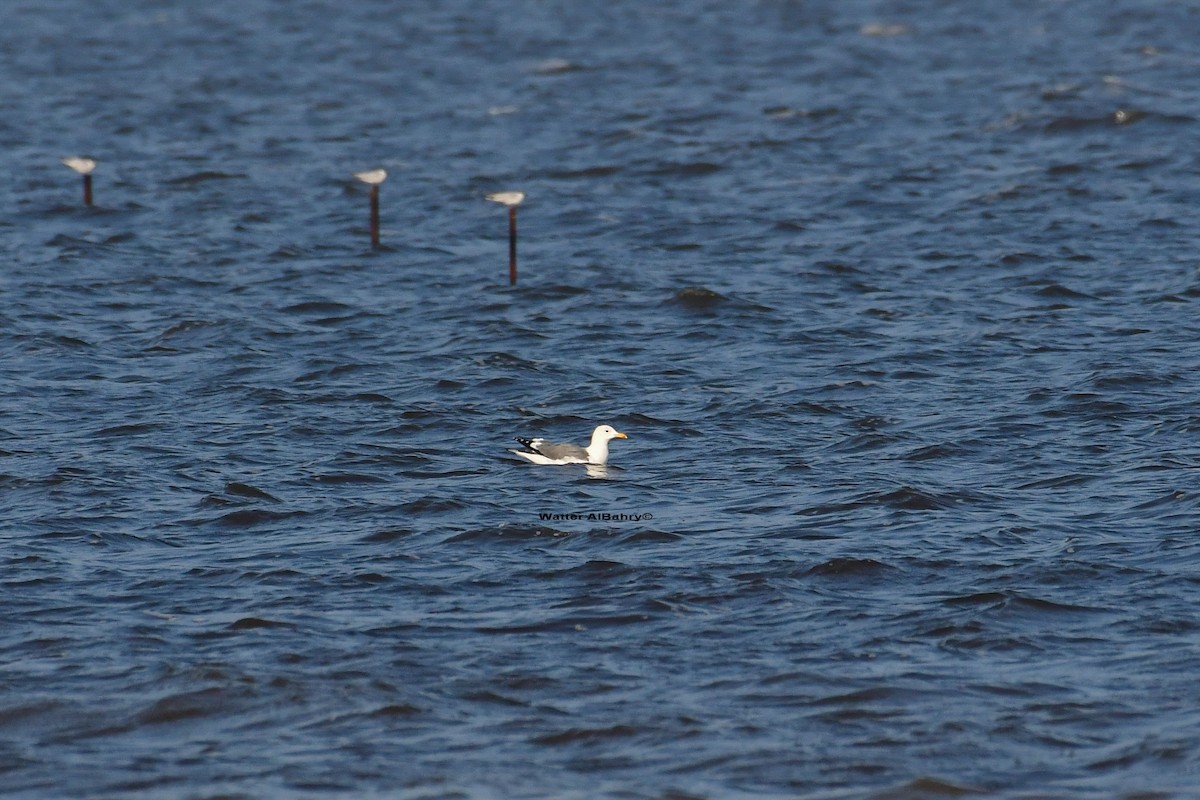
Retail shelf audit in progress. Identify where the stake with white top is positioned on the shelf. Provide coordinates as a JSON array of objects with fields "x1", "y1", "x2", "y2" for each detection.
[
  {"x1": 63, "y1": 157, "x2": 96, "y2": 207},
  {"x1": 354, "y1": 169, "x2": 387, "y2": 247},
  {"x1": 486, "y1": 191, "x2": 524, "y2": 285}
]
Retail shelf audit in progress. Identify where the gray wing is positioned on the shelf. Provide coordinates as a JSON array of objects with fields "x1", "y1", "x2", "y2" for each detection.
[{"x1": 532, "y1": 441, "x2": 589, "y2": 461}]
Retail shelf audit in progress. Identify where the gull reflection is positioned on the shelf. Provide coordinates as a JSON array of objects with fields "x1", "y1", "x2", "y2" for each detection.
[{"x1": 586, "y1": 463, "x2": 627, "y2": 480}]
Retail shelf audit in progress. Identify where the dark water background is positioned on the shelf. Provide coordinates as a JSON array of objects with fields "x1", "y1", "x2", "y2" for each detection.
[{"x1": 4, "y1": 1, "x2": 1200, "y2": 797}]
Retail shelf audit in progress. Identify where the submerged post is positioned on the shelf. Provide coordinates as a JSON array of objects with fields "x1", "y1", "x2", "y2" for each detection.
[
  {"x1": 507, "y1": 205, "x2": 518, "y2": 285},
  {"x1": 370, "y1": 185, "x2": 380, "y2": 247},
  {"x1": 485, "y1": 191, "x2": 525, "y2": 285},
  {"x1": 62, "y1": 157, "x2": 96, "y2": 207},
  {"x1": 353, "y1": 169, "x2": 387, "y2": 248}
]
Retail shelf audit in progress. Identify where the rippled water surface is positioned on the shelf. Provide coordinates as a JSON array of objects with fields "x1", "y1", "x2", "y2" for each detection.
[{"x1": 5, "y1": 1, "x2": 1200, "y2": 797}]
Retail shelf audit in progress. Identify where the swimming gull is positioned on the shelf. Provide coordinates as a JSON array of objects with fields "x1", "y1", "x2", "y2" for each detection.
[{"x1": 510, "y1": 424, "x2": 628, "y2": 465}]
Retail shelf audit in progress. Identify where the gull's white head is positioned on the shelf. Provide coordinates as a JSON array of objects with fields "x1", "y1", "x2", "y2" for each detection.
[
  {"x1": 583, "y1": 424, "x2": 628, "y2": 466},
  {"x1": 63, "y1": 157, "x2": 96, "y2": 175},
  {"x1": 591, "y1": 425, "x2": 628, "y2": 443},
  {"x1": 354, "y1": 169, "x2": 387, "y2": 185},
  {"x1": 486, "y1": 191, "x2": 525, "y2": 207}
]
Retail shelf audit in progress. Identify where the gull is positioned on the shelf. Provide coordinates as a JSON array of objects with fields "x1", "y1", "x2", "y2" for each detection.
[
  {"x1": 485, "y1": 191, "x2": 524, "y2": 207},
  {"x1": 62, "y1": 157, "x2": 96, "y2": 175},
  {"x1": 510, "y1": 425, "x2": 628, "y2": 465},
  {"x1": 354, "y1": 169, "x2": 387, "y2": 185}
]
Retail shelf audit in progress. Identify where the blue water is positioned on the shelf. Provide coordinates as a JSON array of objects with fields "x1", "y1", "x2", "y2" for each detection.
[{"x1": 5, "y1": 1, "x2": 1200, "y2": 797}]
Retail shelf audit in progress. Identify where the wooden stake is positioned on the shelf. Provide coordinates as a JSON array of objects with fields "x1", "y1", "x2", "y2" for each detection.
[
  {"x1": 353, "y1": 169, "x2": 387, "y2": 248},
  {"x1": 369, "y1": 184, "x2": 380, "y2": 248},
  {"x1": 507, "y1": 205, "x2": 518, "y2": 285},
  {"x1": 62, "y1": 157, "x2": 97, "y2": 207},
  {"x1": 486, "y1": 191, "x2": 526, "y2": 285}
]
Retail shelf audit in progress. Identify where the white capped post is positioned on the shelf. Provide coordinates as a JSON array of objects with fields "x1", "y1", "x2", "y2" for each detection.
[
  {"x1": 63, "y1": 157, "x2": 97, "y2": 206},
  {"x1": 486, "y1": 191, "x2": 525, "y2": 285},
  {"x1": 354, "y1": 169, "x2": 387, "y2": 247}
]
